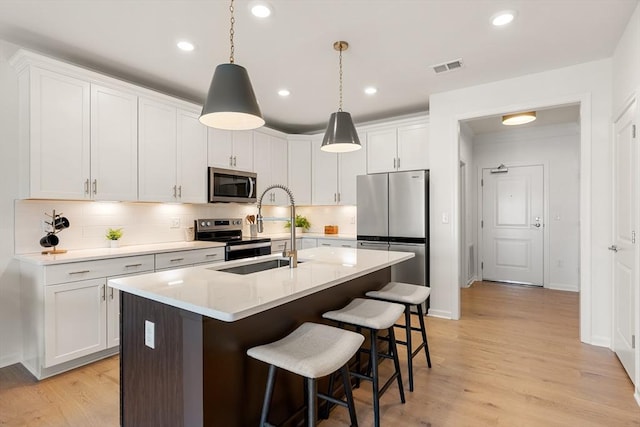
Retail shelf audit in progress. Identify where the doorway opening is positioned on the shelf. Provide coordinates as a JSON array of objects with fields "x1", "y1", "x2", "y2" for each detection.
[{"x1": 458, "y1": 103, "x2": 581, "y2": 295}]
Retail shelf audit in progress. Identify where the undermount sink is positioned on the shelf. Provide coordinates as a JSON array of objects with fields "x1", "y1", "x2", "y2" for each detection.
[{"x1": 215, "y1": 259, "x2": 304, "y2": 275}]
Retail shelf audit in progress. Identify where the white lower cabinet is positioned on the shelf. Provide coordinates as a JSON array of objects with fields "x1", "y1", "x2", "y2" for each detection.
[
  {"x1": 316, "y1": 238, "x2": 356, "y2": 248},
  {"x1": 20, "y1": 254, "x2": 154, "y2": 379},
  {"x1": 301, "y1": 238, "x2": 318, "y2": 249},
  {"x1": 154, "y1": 247, "x2": 224, "y2": 270},
  {"x1": 44, "y1": 278, "x2": 107, "y2": 367}
]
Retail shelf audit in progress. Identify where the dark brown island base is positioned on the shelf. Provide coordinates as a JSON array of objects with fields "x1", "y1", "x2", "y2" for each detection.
[{"x1": 111, "y1": 248, "x2": 413, "y2": 426}]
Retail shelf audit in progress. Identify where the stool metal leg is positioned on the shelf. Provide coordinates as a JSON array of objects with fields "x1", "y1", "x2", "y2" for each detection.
[
  {"x1": 369, "y1": 328, "x2": 381, "y2": 427},
  {"x1": 417, "y1": 304, "x2": 432, "y2": 368},
  {"x1": 388, "y1": 327, "x2": 406, "y2": 404},
  {"x1": 260, "y1": 365, "x2": 277, "y2": 427},
  {"x1": 305, "y1": 377, "x2": 317, "y2": 427},
  {"x1": 403, "y1": 305, "x2": 415, "y2": 391},
  {"x1": 340, "y1": 365, "x2": 358, "y2": 427}
]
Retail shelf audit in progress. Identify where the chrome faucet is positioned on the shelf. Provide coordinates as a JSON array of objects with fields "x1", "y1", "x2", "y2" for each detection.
[{"x1": 256, "y1": 184, "x2": 297, "y2": 268}]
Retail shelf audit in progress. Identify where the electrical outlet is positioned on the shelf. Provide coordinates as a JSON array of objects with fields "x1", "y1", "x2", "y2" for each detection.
[
  {"x1": 145, "y1": 320, "x2": 155, "y2": 349},
  {"x1": 350, "y1": 216, "x2": 356, "y2": 224},
  {"x1": 170, "y1": 217, "x2": 180, "y2": 229}
]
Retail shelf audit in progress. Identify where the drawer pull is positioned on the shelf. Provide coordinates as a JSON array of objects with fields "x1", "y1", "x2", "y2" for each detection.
[
  {"x1": 321, "y1": 243, "x2": 331, "y2": 247},
  {"x1": 205, "y1": 254, "x2": 219, "y2": 257},
  {"x1": 170, "y1": 258, "x2": 185, "y2": 262},
  {"x1": 341, "y1": 245, "x2": 352, "y2": 248},
  {"x1": 68, "y1": 270, "x2": 90, "y2": 275},
  {"x1": 125, "y1": 263, "x2": 143, "y2": 268}
]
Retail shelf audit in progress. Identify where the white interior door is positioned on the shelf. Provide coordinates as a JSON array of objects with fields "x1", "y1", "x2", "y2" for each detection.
[
  {"x1": 482, "y1": 164, "x2": 544, "y2": 285},
  {"x1": 612, "y1": 100, "x2": 637, "y2": 384}
]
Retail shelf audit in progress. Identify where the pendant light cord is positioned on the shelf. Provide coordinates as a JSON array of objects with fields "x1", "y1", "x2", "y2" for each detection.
[
  {"x1": 338, "y1": 44, "x2": 343, "y2": 112},
  {"x1": 229, "y1": 0, "x2": 235, "y2": 64}
]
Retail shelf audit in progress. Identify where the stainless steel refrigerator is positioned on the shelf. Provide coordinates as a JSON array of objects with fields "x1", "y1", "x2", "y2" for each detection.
[{"x1": 357, "y1": 170, "x2": 430, "y2": 295}]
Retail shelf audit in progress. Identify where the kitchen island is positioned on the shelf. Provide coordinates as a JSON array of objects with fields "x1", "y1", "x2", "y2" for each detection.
[{"x1": 109, "y1": 246, "x2": 413, "y2": 426}]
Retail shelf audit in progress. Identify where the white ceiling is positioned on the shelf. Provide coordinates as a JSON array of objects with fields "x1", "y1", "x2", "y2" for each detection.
[{"x1": 0, "y1": 0, "x2": 635, "y2": 134}]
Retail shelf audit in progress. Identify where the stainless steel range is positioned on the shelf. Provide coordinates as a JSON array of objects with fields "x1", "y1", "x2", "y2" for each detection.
[{"x1": 195, "y1": 218, "x2": 271, "y2": 261}]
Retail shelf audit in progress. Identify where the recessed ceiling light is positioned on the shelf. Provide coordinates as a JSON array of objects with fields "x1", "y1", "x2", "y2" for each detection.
[
  {"x1": 250, "y1": 2, "x2": 272, "y2": 18},
  {"x1": 364, "y1": 87, "x2": 377, "y2": 95},
  {"x1": 177, "y1": 41, "x2": 195, "y2": 51},
  {"x1": 278, "y1": 89, "x2": 290, "y2": 97},
  {"x1": 491, "y1": 11, "x2": 516, "y2": 26}
]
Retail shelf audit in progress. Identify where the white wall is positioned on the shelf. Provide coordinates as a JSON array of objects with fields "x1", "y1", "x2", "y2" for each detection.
[
  {"x1": 473, "y1": 123, "x2": 581, "y2": 291},
  {"x1": 0, "y1": 40, "x2": 22, "y2": 367},
  {"x1": 428, "y1": 59, "x2": 612, "y2": 349}
]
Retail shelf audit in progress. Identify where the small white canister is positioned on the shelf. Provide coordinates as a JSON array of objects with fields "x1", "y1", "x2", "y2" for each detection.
[{"x1": 184, "y1": 226, "x2": 195, "y2": 241}]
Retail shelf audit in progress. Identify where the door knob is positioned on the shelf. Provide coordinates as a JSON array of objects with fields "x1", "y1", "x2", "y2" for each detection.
[
  {"x1": 531, "y1": 217, "x2": 542, "y2": 228},
  {"x1": 608, "y1": 245, "x2": 619, "y2": 252}
]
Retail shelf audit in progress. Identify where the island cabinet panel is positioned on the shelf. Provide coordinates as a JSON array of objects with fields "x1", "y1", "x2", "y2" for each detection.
[{"x1": 119, "y1": 267, "x2": 391, "y2": 427}]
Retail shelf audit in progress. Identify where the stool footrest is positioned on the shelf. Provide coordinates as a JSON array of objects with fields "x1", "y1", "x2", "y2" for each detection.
[{"x1": 317, "y1": 392, "x2": 349, "y2": 409}]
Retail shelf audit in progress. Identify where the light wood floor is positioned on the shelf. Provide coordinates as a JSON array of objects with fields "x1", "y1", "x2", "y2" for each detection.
[{"x1": 1, "y1": 282, "x2": 639, "y2": 426}]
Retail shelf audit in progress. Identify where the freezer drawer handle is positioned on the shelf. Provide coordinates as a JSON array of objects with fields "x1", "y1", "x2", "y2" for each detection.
[{"x1": 68, "y1": 270, "x2": 90, "y2": 275}]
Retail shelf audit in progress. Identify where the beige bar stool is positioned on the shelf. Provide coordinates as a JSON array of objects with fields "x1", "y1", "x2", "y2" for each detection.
[
  {"x1": 247, "y1": 322, "x2": 364, "y2": 427},
  {"x1": 322, "y1": 298, "x2": 406, "y2": 427},
  {"x1": 366, "y1": 282, "x2": 432, "y2": 392}
]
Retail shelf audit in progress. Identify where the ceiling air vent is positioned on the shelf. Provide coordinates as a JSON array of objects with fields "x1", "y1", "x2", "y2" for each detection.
[{"x1": 432, "y1": 58, "x2": 464, "y2": 74}]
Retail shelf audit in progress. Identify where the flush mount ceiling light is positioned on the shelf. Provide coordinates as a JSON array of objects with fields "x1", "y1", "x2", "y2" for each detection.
[
  {"x1": 502, "y1": 111, "x2": 536, "y2": 125},
  {"x1": 321, "y1": 41, "x2": 361, "y2": 153},
  {"x1": 364, "y1": 86, "x2": 377, "y2": 95},
  {"x1": 199, "y1": 0, "x2": 264, "y2": 130},
  {"x1": 278, "y1": 89, "x2": 290, "y2": 97},
  {"x1": 177, "y1": 40, "x2": 195, "y2": 51},
  {"x1": 492, "y1": 10, "x2": 516, "y2": 26}
]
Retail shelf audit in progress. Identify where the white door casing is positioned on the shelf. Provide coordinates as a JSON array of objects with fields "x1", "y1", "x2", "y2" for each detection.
[
  {"x1": 612, "y1": 99, "x2": 637, "y2": 384},
  {"x1": 482, "y1": 164, "x2": 544, "y2": 285}
]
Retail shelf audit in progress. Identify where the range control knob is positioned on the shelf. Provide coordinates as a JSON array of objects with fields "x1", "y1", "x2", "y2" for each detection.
[
  {"x1": 200, "y1": 221, "x2": 206, "y2": 227},
  {"x1": 206, "y1": 221, "x2": 211, "y2": 226}
]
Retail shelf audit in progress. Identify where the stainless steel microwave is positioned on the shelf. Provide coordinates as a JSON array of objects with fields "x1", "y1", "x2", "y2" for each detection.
[{"x1": 208, "y1": 167, "x2": 257, "y2": 203}]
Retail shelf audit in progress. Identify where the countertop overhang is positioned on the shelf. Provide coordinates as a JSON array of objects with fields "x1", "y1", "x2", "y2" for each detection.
[{"x1": 108, "y1": 247, "x2": 413, "y2": 322}]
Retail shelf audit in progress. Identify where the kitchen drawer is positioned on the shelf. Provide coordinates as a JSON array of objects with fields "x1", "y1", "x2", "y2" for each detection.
[
  {"x1": 155, "y1": 247, "x2": 224, "y2": 270},
  {"x1": 44, "y1": 255, "x2": 155, "y2": 285},
  {"x1": 316, "y1": 238, "x2": 356, "y2": 248}
]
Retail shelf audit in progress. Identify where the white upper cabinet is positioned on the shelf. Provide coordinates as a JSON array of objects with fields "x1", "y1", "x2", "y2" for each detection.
[
  {"x1": 138, "y1": 97, "x2": 178, "y2": 202},
  {"x1": 254, "y1": 131, "x2": 288, "y2": 205},
  {"x1": 287, "y1": 137, "x2": 312, "y2": 205},
  {"x1": 90, "y1": 84, "x2": 138, "y2": 201},
  {"x1": 208, "y1": 129, "x2": 254, "y2": 171},
  {"x1": 139, "y1": 98, "x2": 207, "y2": 203},
  {"x1": 17, "y1": 66, "x2": 91, "y2": 200},
  {"x1": 177, "y1": 109, "x2": 208, "y2": 203},
  {"x1": 311, "y1": 135, "x2": 366, "y2": 205},
  {"x1": 366, "y1": 120, "x2": 429, "y2": 173}
]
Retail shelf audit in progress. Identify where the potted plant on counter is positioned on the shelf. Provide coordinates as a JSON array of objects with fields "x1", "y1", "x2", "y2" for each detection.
[
  {"x1": 285, "y1": 215, "x2": 311, "y2": 234},
  {"x1": 106, "y1": 228, "x2": 123, "y2": 248}
]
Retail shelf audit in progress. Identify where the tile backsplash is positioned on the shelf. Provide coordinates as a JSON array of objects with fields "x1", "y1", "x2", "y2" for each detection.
[{"x1": 15, "y1": 200, "x2": 357, "y2": 254}]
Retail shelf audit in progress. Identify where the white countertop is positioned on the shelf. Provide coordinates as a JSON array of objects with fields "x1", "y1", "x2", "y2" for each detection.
[
  {"x1": 15, "y1": 241, "x2": 226, "y2": 265},
  {"x1": 108, "y1": 247, "x2": 413, "y2": 322}
]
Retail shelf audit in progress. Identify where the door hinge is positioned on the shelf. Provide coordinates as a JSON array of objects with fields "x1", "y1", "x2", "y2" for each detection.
[
  {"x1": 633, "y1": 124, "x2": 636, "y2": 139},
  {"x1": 481, "y1": 178, "x2": 484, "y2": 186},
  {"x1": 632, "y1": 230, "x2": 636, "y2": 244},
  {"x1": 481, "y1": 261, "x2": 484, "y2": 270},
  {"x1": 481, "y1": 220, "x2": 484, "y2": 228},
  {"x1": 633, "y1": 334, "x2": 636, "y2": 349}
]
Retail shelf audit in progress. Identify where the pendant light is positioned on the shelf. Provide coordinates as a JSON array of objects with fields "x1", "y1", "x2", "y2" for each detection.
[
  {"x1": 502, "y1": 111, "x2": 536, "y2": 126},
  {"x1": 200, "y1": 0, "x2": 265, "y2": 130},
  {"x1": 321, "y1": 41, "x2": 361, "y2": 153}
]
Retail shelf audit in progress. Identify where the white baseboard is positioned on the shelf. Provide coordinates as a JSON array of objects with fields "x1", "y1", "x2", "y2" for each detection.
[
  {"x1": 427, "y1": 309, "x2": 452, "y2": 319},
  {"x1": 546, "y1": 282, "x2": 579, "y2": 292},
  {"x1": 589, "y1": 335, "x2": 611, "y2": 348},
  {"x1": 0, "y1": 352, "x2": 21, "y2": 369}
]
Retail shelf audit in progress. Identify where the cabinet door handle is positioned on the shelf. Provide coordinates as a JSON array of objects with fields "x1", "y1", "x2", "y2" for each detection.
[
  {"x1": 125, "y1": 263, "x2": 142, "y2": 268},
  {"x1": 229, "y1": 156, "x2": 233, "y2": 167},
  {"x1": 233, "y1": 156, "x2": 237, "y2": 167},
  {"x1": 393, "y1": 158, "x2": 396, "y2": 169},
  {"x1": 101, "y1": 284, "x2": 106, "y2": 301},
  {"x1": 170, "y1": 258, "x2": 185, "y2": 262},
  {"x1": 69, "y1": 270, "x2": 90, "y2": 275},
  {"x1": 397, "y1": 158, "x2": 401, "y2": 169},
  {"x1": 337, "y1": 193, "x2": 341, "y2": 203},
  {"x1": 334, "y1": 193, "x2": 337, "y2": 202},
  {"x1": 178, "y1": 185, "x2": 182, "y2": 198},
  {"x1": 173, "y1": 185, "x2": 177, "y2": 198},
  {"x1": 109, "y1": 287, "x2": 114, "y2": 300},
  {"x1": 84, "y1": 179, "x2": 90, "y2": 195},
  {"x1": 92, "y1": 179, "x2": 97, "y2": 195}
]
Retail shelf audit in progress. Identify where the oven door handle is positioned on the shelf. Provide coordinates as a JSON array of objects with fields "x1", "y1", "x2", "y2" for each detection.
[{"x1": 226, "y1": 241, "x2": 272, "y2": 251}]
